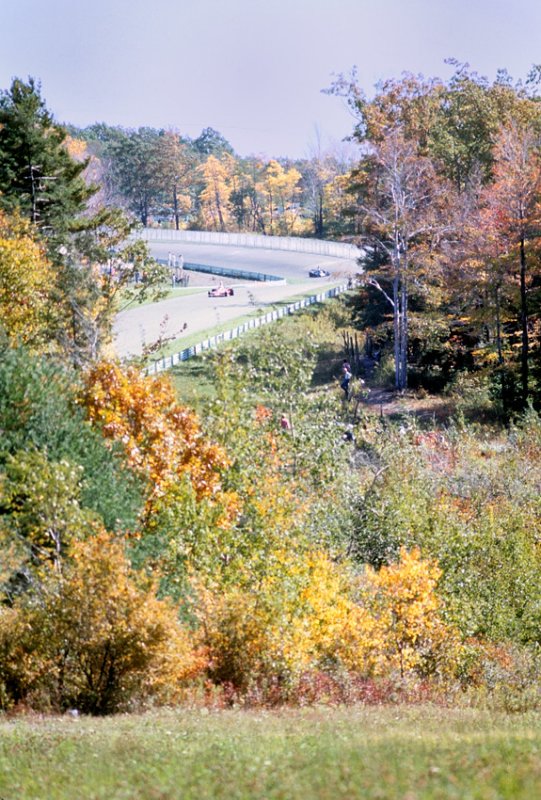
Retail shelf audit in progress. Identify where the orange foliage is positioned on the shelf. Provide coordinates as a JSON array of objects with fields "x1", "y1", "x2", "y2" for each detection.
[
  {"x1": 254, "y1": 404, "x2": 273, "y2": 424},
  {"x1": 81, "y1": 361, "x2": 239, "y2": 520},
  {"x1": 65, "y1": 135, "x2": 89, "y2": 162}
]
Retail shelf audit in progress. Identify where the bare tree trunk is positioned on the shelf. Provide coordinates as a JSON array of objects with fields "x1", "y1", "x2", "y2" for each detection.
[
  {"x1": 215, "y1": 184, "x2": 225, "y2": 232},
  {"x1": 393, "y1": 273, "x2": 400, "y2": 390},
  {"x1": 173, "y1": 183, "x2": 180, "y2": 230},
  {"x1": 399, "y1": 269, "x2": 408, "y2": 391},
  {"x1": 140, "y1": 195, "x2": 148, "y2": 227},
  {"x1": 519, "y1": 233, "x2": 529, "y2": 406},
  {"x1": 495, "y1": 283, "x2": 503, "y2": 365}
]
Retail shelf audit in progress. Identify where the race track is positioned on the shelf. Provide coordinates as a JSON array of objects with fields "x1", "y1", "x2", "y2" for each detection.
[
  {"x1": 146, "y1": 240, "x2": 357, "y2": 281},
  {"x1": 114, "y1": 240, "x2": 359, "y2": 357}
]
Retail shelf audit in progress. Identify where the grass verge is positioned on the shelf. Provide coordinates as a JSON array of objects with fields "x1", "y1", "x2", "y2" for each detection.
[
  {"x1": 1, "y1": 706, "x2": 540, "y2": 799},
  {"x1": 119, "y1": 285, "x2": 206, "y2": 311}
]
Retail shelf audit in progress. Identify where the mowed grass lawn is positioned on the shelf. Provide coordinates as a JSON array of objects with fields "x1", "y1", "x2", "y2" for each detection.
[{"x1": 1, "y1": 706, "x2": 541, "y2": 799}]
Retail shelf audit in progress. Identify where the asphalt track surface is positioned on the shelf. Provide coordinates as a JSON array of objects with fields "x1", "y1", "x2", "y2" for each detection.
[
  {"x1": 113, "y1": 241, "x2": 358, "y2": 357},
  {"x1": 146, "y1": 241, "x2": 358, "y2": 282}
]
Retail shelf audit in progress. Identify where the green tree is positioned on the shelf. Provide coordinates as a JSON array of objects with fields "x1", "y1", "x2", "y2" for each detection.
[
  {"x1": 0, "y1": 347, "x2": 143, "y2": 533},
  {"x1": 0, "y1": 77, "x2": 96, "y2": 250},
  {"x1": 193, "y1": 127, "x2": 234, "y2": 157},
  {"x1": 0, "y1": 449, "x2": 99, "y2": 585},
  {"x1": 429, "y1": 62, "x2": 541, "y2": 193},
  {"x1": 104, "y1": 127, "x2": 165, "y2": 226},
  {"x1": 0, "y1": 78, "x2": 166, "y2": 364},
  {"x1": 156, "y1": 131, "x2": 196, "y2": 229}
]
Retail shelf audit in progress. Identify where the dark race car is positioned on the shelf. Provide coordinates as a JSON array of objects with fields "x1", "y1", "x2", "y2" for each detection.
[
  {"x1": 308, "y1": 267, "x2": 330, "y2": 278},
  {"x1": 208, "y1": 283, "x2": 234, "y2": 297}
]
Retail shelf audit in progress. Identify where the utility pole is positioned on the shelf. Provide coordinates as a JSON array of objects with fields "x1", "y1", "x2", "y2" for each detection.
[{"x1": 28, "y1": 164, "x2": 57, "y2": 226}]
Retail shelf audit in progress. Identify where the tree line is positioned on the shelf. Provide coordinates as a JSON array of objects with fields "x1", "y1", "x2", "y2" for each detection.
[{"x1": 67, "y1": 121, "x2": 358, "y2": 237}]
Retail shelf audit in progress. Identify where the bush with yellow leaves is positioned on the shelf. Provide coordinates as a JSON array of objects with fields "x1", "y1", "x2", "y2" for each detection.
[
  {"x1": 81, "y1": 361, "x2": 232, "y2": 505},
  {"x1": 195, "y1": 546, "x2": 462, "y2": 699},
  {"x1": 362, "y1": 547, "x2": 462, "y2": 680},
  {"x1": 193, "y1": 548, "x2": 365, "y2": 695},
  {"x1": 0, "y1": 533, "x2": 203, "y2": 714}
]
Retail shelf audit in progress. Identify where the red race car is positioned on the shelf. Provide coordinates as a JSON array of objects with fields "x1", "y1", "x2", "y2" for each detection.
[{"x1": 208, "y1": 283, "x2": 234, "y2": 297}]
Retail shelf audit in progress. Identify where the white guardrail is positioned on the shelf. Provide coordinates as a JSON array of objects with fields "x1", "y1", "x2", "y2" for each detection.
[
  {"x1": 136, "y1": 228, "x2": 360, "y2": 260},
  {"x1": 146, "y1": 283, "x2": 348, "y2": 375}
]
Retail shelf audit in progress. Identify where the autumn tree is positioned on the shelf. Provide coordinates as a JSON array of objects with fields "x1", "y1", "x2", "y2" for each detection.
[
  {"x1": 363, "y1": 547, "x2": 459, "y2": 678},
  {"x1": 480, "y1": 124, "x2": 541, "y2": 406},
  {"x1": 198, "y1": 154, "x2": 234, "y2": 231},
  {"x1": 1, "y1": 533, "x2": 202, "y2": 713},
  {"x1": 328, "y1": 64, "x2": 541, "y2": 191},
  {"x1": 230, "y1": 158, "x2": 267, "y2": 232},
  {"x1": 80, "y1": 361, "x2": 237, "y2": 512},
  {"x1": 327, "y1": 69, "x2": 444, "y2": 155},
  {"x1": 0, "y1": 210, "x2": 57, "y2": 350},
  {"x1": 358, "y1": 127, "x2": 457, "y2": 390},
  {"x1": 259, "y1": 160, "x2": 303, "y2": 235}
]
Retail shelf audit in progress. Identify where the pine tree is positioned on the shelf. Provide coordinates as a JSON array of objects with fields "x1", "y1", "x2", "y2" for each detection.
[{"x1": 0, "y1": 77, "x2": 97, "y2": 252}]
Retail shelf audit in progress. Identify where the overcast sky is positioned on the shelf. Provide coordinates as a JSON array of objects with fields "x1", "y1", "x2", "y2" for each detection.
[{"x1": 2, "y1": 0, "x2": 540, "y2": 158}]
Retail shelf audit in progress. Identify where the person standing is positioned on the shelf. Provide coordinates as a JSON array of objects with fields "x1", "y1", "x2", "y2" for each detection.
[{"x1": 340, "y1": 361, "x2": 352, "y2": 399}]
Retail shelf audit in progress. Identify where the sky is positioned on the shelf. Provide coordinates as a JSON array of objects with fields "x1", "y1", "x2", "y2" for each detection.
[{"x1": 2, "y1": 0, "x2": 541, "y2": 159}]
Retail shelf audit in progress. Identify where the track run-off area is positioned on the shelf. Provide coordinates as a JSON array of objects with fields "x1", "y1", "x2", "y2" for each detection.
[{"x1": 113, "y1": 230, "x2": 360, "y2": 358}]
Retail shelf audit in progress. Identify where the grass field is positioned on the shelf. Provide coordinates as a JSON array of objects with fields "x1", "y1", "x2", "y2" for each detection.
[{"x1": 1, "y1": 706, "x2": 541, "y2": 799}]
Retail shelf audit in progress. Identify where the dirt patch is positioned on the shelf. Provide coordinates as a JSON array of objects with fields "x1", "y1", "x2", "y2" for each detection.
[{"x1": 358, "y1": 387, "x2": 456, "y2": 424}]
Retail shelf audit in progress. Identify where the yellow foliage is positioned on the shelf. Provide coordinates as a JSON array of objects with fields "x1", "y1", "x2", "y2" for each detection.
[
  {"x1": 197, "y1": 549, "x2": 374, "y2": 689},
  {"x1": 65, "y1": 135, "x2": 89, "y2": 161},
  {"x1": 196, "y1": 546, "x2": 461, "y2": 692},
  {"x1": 0, "y1": 605, "x2": 42, "y2": 709},
  {"x1": 198, "y1": 155, "x2": 234, "y2": 231},
  {"x1": 363, "y1": 547, "x2": 461, "y2": 677},
  {"x1": 250, "y1": 470, "x2": 305, "y2": 538},
  {"x1": 5, "y1": 533, "x2": 204, "y2": 713},
  {"x1": 0, "y1": 210, "x2": 56, "y2": 349},
  {"x1": 324, "y1": 173, "x2": 355, "y2": 220},
  {"x1": 259, "y1": 160, "x2": 303, "y2": 235},
  {"x1": 278, "y1": 550, "x2": 379, "y2": 676}
]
